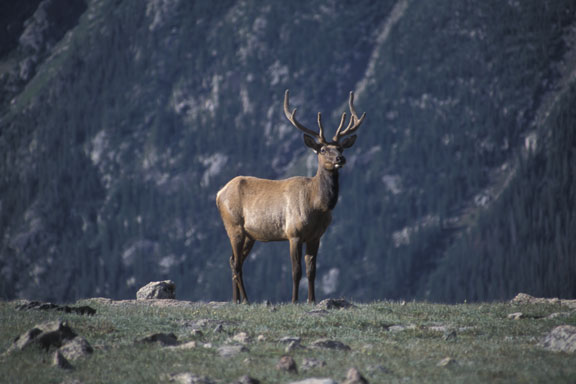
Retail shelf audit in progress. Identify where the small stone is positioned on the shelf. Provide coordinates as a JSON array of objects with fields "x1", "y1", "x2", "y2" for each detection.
[
  {"x1": 52, "y1": 350, "x2": 74, "y2": 370},
  {"x1": 285, "y1": 340, "x2": 305, "y2": 353},
  {"x1": 279, "y1": 336, "x2": 302, "y2": 344},
  {"x1": 301, "y1": 358, "x2": 327, "y2": 370},
  {"x1": 437, "y1": 357, "x2": 456, "y2": 367},
  {"x1": 59, "y1": 337, "x2": 93, "y2": 360},
  {"x1": 507, "y1": 312, "x2": 524, "y2": 320},
  {"x1": 342, "y1": 367, "x2": 369, "y2": 384},
  {"x1": 257, "y1": 334, "x2": 266, "y2": 342},
  {"x1": 190, "y1": 329, "x2": 204, "y2": 337},
  {"x1": 217, "y1": 345, "x2": 248, "y2": 357},
  {"x1": 538, "y1": 325, "x2": 576, "y2": 353},
  {"x1": 547, "y1": 312, "x2": 571, "y2": 319},
  {"x1": 232, "y1": 332, "x2": 251, "y2": 344},
  {"x1": 316, "y1": 298, "x2": 356, "y2": 310},
  {"x1": 387, "y1": 324, "x2": 416, "y2": 333},
  {"x1": 166, "y1": 341, "x2": 197, "y2": 350},
  {"x1": 169, "y1": 372, "x2": 216, "y2": 384},
  {"x1": 311, "y1": 339, "x2": 351, "y2": 351},
  {"x1": 138, "y1": 332, "x2": 178, "y2": 346},
  {"x1": 276, "y1": 355, "x2": 298, "y2": 373},
  {"x1": 136, "y1": 280, "x2": 176, "y2": 300},
  {"x1": 287, "y1": 379, "x2": 337, "y2": 384}
]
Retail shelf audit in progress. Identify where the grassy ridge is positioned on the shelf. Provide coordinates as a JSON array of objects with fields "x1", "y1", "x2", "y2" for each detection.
[{"x1": 0, "y1": 299, "x2": 575, "y2": 383}]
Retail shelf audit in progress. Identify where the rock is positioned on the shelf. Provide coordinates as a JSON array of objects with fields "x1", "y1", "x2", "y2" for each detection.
[
  {"x1": 316, "y1": 298, "x2": 356, "y2": 310},
  {"x1": 285, "y1": 340, "x2": 306, "y2": 353},
  {"x1": 311, "y1": 339, "x2": 351, "y2": 351},
  {"x1": 301, "y1": 358, "x2": 327, "y2": 370},
  {"x1": 136, "y1": 280, "x2": 176, "y2": 300},
  {"x1": 169, "y1": 373, "x2": 216, "y2": 384},
  {"x1": 232, "y1": 332, "x2": 251, "y2": 344},
  {"x1": 8, "y1": 320, "x2": 77, "y2": 353},
  {"x1": 217, "y1": 345, "x2": 248, "y2": 357},
  {"x1": 387, "y1": 324, "x2": 416, "y2": 333},
  {"x1": 165, "y1": 341, "x2": 197, "y2": 351},
  {"x1": 190, "y1": 329, "x2": 204, "y2": 338},
  {"x1": 507, "y1": 312, "x2": 525, "y2": 320},
  {"x1": 59, "y1": 337, "x2": 93, "y2": 360},
  {"x1": 137, "y1": 332, "x2": 178, "y2": 346},
  {"x1": 279, "y1": 336, "x2": 304, "y2": 352},
  {"x1": 547, "y1": 312, "x2": 571, "y2": 319},
  {"x1": 257, "y1": 334, "x2": 266, "y2": 342},
  {"x1": 16, "y1": 301, "x2": 96, "y2": 315},
  {"x1": 343, "y1": 367, "x2": 369, "y2": 384},
  {"x1": 276, "y1": 355, "x2": 298, "y2": 373},
  {"x1": 510, "y1": 293, "x2": 576, "y2": 310},
  {"x1": 287, "y1": 379, "x2": 337, "y2": 384},
  {"x1": 230, "y1": 376, "x2": 261, "y2": 384},
  {"x1": 538, "y1": 325, "x2": 576, "y2": 353},
  {"x1": 279, "y1": 336, "x2": 302, "y2": 344},
  {"x1": 52, "y1": 350, "x2": 74, "y2": 370},
  {"x1": 437, "y1": 357, "x2": 456, "y2": 367}
]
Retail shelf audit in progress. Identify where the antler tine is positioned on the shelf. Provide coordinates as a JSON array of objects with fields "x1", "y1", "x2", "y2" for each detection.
[
  {"x1": 332, "y1": 112, "x2": 347, "y2": 141},
  {"x1": 317, "y1": 112, "x2": 329, "y2": 143},
  {"x1": 284, "y1": 90, "x2": 324, "y2": 141},
  {"x1": 333, "y1": 91, "x2": 366, "y2": 141}
]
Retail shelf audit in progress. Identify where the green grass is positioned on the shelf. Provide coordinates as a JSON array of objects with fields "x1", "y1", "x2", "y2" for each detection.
[{"x1": 1, "y1": 299, "x2": 575, "y2": 383}]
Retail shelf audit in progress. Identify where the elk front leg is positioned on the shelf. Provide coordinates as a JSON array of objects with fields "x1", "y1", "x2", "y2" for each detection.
[
  {"x1": 305, "y1": 239, "x2": 319, "y2": 304},
  {"x1": 289, "y1": 238, "x2": 303, "y2": 303}
]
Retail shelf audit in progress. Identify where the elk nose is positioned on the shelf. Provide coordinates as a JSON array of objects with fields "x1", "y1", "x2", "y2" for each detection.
[{"x1": 336, "y1": 155, "x2": 345, "y2": 164}]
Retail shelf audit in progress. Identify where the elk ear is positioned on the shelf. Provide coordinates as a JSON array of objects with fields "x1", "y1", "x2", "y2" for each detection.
[
  {"x1": 303, "y1": 134, "x2": 322, "y2": 153},
  {"x1": 340, "y1": 135, "x2": 357, "y2": 149}
]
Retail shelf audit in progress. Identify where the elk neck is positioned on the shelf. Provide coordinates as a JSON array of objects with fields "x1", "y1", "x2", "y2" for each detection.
[{"x1": 312, "y1": 163, "x2": 340, "y2": 211}]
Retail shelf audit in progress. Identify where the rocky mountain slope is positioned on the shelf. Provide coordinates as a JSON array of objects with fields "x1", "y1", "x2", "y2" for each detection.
[{"x1": 1, "y1": 0, "x2": 575, "y2": 303}]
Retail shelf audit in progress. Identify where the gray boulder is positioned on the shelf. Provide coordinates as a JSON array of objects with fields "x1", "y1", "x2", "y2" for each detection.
[
  {"x1": 59, "y1": 337, "x2": 93, "y2": 360},
  {"x1": 136, "y1": 280, "x2": 176, "y2": 300},
  {"x1": 538, "y1": 325, "x2": 576, "y2": 353},
  {"x1": 7, "y1": 320, "x2": 77, "y2": 353}
]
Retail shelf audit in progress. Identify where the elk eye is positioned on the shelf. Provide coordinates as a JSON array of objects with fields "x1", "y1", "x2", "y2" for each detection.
[{"x1": 320, "y1": 148, "x2": 326, "y2": 154}]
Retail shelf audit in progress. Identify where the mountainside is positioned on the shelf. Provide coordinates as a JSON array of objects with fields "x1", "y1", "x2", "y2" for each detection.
[{"x1": 1, "y1": 0, "x2": 575, "y2": 303}]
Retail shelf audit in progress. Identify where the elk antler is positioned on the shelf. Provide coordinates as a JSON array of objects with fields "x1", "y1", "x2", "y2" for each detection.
[
  {"x1": 284, "y1": 90, "x2": 327, "y2": 143},
  {"x1": 332, "y1": 91, "x2": 366, "y2": 143}
]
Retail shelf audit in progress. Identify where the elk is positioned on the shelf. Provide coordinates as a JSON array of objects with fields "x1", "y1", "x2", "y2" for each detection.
[{"x1": 216, "y1": 90, "x2": 365, "y2": 304}]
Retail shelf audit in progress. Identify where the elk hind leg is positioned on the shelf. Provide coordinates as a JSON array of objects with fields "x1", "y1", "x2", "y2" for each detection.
[
  {"x1": 228, "y1": 232, "x2": 251, "y2": 304},
  {"x1": 305, "y1": 239, "x2": 319, "y2": 304}
]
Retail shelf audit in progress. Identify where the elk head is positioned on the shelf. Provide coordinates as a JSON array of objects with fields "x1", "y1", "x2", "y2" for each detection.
[{"x1": 284, "y1": 89, "x2": 366, "y2": 172}]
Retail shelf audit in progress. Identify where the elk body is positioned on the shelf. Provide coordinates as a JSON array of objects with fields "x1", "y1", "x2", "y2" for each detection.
[{"x1": 216, "y1": 90, "x2": 365, "y2": 303}]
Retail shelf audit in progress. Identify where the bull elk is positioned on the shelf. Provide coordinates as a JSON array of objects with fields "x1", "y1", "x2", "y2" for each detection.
[{"x1": 216, "y1": 90, "x2": 366, "y2": 303}]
